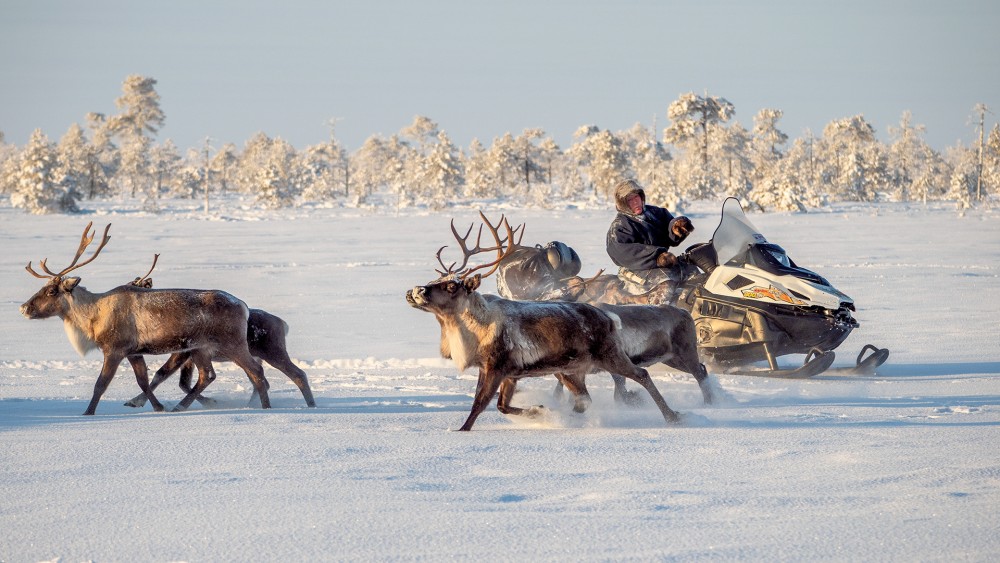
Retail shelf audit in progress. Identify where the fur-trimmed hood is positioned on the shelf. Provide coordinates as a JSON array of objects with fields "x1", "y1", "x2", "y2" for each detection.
[{"x1": 613, "y1": 180, "x2": 646, "y2": 216}]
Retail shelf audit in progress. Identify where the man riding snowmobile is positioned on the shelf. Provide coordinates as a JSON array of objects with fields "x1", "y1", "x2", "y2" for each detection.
[{"x1": 606, "y1": 179, "x2": 699, "y2": 303}]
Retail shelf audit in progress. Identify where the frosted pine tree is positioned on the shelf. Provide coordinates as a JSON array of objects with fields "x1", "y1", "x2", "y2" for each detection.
[
  {"x1": 350, "y1": 135, "x2": 390, "y2": 204},
  {"x1": 210, "y1": 143, "x2": 238, "y2": 195},
  {"x1": 0, "y1": 131, "x2": 17, "y2": 196},
  {"x1": 485, "y1": 133, "x2": 521, "y2": 200},
  {"x1": 297, "y1": 143, "x2": 341, "y2": 202},
  {"x1": 83, "y1": 113, "x2": 118, "y2": 199},
  {"x1": 54, "y1": 124, "x2": 89, "y2": 209},
  {"x1": 512, "y1": 128, "x2": 550, "y2": 205},
  {"x1": 620, "y1": 123, "x2": 679, "y2": 209},
  {"x1": 820, "y1": 116, "x2": 886, "y2": 202},
  {"x1": 664, "y1": 92, "x2": 735, "y2": 200},
  {"x1": 983, "y1": 124, "x2": 1000, "y2": 202},
  {"x1": 569, "y1": 126, "x2": 629, "y2": 201},
  {"x1": 11, "y1": 129, "x2": 77, "y2": 213},
  {"x1": 108, "y1": 76, "x2": 165, "y2": 199},
  {"x1": 463, "y1": 138, "x2": 497, "y2": 199},
  {"x1": 422, "y1": 130, "x2": 464, "y2": 209}
]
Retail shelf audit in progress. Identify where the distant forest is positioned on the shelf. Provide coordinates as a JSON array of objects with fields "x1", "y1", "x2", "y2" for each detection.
[{"x1": 2, "y1": 75, "x2": 997, "y2": 214}]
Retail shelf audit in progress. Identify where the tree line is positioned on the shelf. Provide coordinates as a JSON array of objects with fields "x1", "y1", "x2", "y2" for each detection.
[{"x1": 1, "y1": 75, "x2": 997, "y2": 215}]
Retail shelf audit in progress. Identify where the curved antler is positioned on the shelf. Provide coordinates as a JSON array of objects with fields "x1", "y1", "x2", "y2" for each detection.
[
  {"x1": 132, "y1": 254, "x2": 160, "y2": 287},
  {"x1": 460, "y1": 212, "x2": 519, "y2": 279},
  {"x1": 27, "y1": 222, "x2": 112, "y2": 280}
]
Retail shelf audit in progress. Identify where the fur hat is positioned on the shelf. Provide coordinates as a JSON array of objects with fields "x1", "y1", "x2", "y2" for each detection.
[{"x1": 613, "y1": 179, "x2": 646, "y2": 215}]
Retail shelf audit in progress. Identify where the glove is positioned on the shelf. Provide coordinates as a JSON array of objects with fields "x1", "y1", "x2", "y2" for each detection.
[
  {"x1": 672, "y1": 216, "x2": 694, "y2": 238},
  {"x1": 655, "y1": 251, "x2": 678, "y2": 268}
]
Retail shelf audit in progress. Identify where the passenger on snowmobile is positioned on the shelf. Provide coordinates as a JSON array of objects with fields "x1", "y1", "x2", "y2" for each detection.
[{"x1": 606, "y1": 179, "x2": 698, "y2": 299}]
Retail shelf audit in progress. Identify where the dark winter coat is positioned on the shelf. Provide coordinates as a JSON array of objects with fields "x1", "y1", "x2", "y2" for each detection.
[{"x1": 606, "y1": 183, "x2": 691, "y2": 270}]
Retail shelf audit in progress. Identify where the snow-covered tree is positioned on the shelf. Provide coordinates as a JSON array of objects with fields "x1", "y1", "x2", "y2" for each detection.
[
  {"x1": 569, "y1": 125, "x2": 629, "y2": 201},
  {"x1": 10, "y1": 129, "x2": 78, "y2": 213},
  {"x1": 983, "y1": 124, "x2": 1000, "y2": 202},
  {"x1": 820, "y1": 115, "x2": 886, "y2": 202},
  {"x1": 420, "y1": 130, "x2": 464, "y2": 209},
  {"x1": 0, "y1": 131, "x2": 17, "y2": 196},
  {"x1": 54, "y1": 124, "x2": 89, "y2": 208},
  {"x1": 665, "y1": 92, "x2": 735, "y2": 166},
  {"x1": 297, "y1": 143, "x2": 343, "y2": 202},
  {"x1": 234, "y1": 132, "x2": 297, "y2": 208},
  {"x1": 619, "y1": 123, "x2": 678, "y2": 208},
  {"x1": 664, "y1": 93, "x2": 735, "y2": 200},
  {"x1": 210, "y1": 143, "x2": 238, "y2": 195},
  {"x1": 82, "y1": 113, "x2": 118, "y2": 199},
  {"x1": 107, "y1": 75, "x2": 165, "y2": 199},
  {"x1": 350, "y1": 135, "x2": 390, "y2": 204},
  {"x1": 463, "y1": 138, "x2": 497, "y2": 199}
]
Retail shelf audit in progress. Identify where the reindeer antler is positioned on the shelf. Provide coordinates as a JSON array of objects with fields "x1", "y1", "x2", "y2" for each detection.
[
  {"x1": 26, "y1": 222, "x2": 112, "y2": 280},
  {"x1": 434, "y1": 211, "x2": 524, "y2": 280},
  {"x1": 131, "y1": 254, "x2": 160, "y2": 287},
  {"x1": 460, "y1": 212, "x2": 519, "y2": 279}
]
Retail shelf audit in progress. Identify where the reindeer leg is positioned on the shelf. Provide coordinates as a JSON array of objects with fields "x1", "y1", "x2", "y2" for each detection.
[
  {"x1": 458, "y1": 369, "x2": 505, "y2": 431},
  {"x1": 611, "y1": 359, "x2": 680, "y2": 424},
  {"x1": 497, "y1": 378, "x2": 544, "y2": 418},
  {"x1": 261, "y1": 353, "x2": 316, "y2": 408},
  {"x1": 629, "y1": 366, "x2": 680, "y2": 423},
  {"x1": 178, "y1": 360, "x2": 219, "y2": 407},
  {"x1": 126, "y1": 355, "x2": 165, "y2": 412},
  {"x1": 125, "y1": 352, "x2": 189, "y2": 408},
  {"x1": 231, "y1": 353, "x2": 270, "y2": 409},
  {"x1": 556, "y1": 373, "x2": 592, "y2": 413},
  {"x1": 84, "y1": 354, "x2": 123, "y2": 415},
  {"x1": 173, "y1": 353, "x2": 217, "y2": 412},
  {"x1": 610, "y1": 373, "x2": 642, "y2": 406}
]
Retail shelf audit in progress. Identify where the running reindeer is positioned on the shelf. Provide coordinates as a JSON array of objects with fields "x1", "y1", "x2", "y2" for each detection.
[
  {"x1": 20, "y1": 222, "x2": 270, "y2": 415},
  {"x1": 491, "y1": 225, "x2": 717, "y2": 405},
  {"x1": 122, "y1": 255, "x2": 316, "y2": 409},
  {"x1": 406, "y1": 212, "x2": 682, "y2": 431}
]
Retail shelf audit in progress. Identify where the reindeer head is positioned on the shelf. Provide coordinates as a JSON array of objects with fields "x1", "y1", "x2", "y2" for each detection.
[
  {"x1": 20, "y1": 222, "x2": 111, "y2": 320},
  {"x1": 406, "y1": 212, "x2": 519, "y2": 315}
]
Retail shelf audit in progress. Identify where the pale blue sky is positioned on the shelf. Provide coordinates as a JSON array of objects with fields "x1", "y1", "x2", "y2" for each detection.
[{"x1": 2, "y1": 0, "x2": 997, "y2": 153}]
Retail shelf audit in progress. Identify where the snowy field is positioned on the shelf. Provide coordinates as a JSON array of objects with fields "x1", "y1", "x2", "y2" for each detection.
[{"x1": 1, "y1": 197, "x2": 999, "y2": 562}]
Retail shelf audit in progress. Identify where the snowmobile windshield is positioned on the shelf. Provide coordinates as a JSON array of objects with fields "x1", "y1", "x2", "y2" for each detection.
[{"x1": 711, "y1": 197, "x2": 767, "y2": 266}]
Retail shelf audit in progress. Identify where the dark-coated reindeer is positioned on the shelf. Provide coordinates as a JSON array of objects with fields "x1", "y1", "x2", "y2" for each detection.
[
  {"x1": 20, "y1": 222, "x2": 270, "y2": 415},
  {"x1": 494, "y1": 229, "x2": 716, "y2": 406},
  {"x1": 122, "y1": 255, "x2": 316, "y2": 409},
  {"x1": 406, "y1": 212, "x2": 682, "y2": 431}
]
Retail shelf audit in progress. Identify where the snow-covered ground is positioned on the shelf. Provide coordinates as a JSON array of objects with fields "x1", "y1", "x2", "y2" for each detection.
[{"x1": 1, "y1": 197, "x2": 998, "y2": 562}]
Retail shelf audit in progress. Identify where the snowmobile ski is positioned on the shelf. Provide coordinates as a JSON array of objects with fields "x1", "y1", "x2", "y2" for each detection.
[
  {"x1": 727, "y1": 349, "x2": 836, "y2": 379},
  {"x1": 824, "y1": 344, "x2": 890, "y2": 376}
]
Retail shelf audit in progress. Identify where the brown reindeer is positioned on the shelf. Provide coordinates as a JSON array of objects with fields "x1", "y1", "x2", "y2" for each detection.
[
  {"x1": 20, "y1": 222, "x2": 270, "y2": 415},
  {"x1": 406, "y1": 212, "x2": 681, "y2": 431},
  {"x1": 122, "y1": 255, "x2": 315, "y2": 408},
  {"x1": 491, "y1": 228, "x2": 711, "y2": 405}
]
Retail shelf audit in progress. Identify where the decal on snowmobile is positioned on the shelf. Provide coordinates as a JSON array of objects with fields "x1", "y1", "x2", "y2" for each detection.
[{"x1": 740, "y1": 284, "x2": 805, "y2": 306}]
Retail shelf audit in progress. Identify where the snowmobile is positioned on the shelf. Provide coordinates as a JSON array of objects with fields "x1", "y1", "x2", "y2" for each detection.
[{"x1": 622, "y1": 197, "x2": 889, "y2": 377}]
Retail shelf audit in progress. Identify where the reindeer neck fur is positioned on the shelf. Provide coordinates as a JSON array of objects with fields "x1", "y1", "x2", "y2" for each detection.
[
  {"x1": 436, "y1": 291, "x2": 498, "y2": 372},
  {"x1": 60, "y1": 285, "x2": 105, "y2": 356}
]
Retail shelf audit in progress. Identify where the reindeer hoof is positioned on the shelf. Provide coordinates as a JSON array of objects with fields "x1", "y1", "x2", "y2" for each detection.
[
  {"x1": 525, "y1": 405, "x2": 546, "y2": 418},
  {"x1": 123, "y1": 398, "x2": 144, "y2": 408},
  {"x1": 196, "y1": 396, "x2": 219, "y2": 407},
  {"x1": 615, "y1": 390, "x2": 644, "y2": 407}
]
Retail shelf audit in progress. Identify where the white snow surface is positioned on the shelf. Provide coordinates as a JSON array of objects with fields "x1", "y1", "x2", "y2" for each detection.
[{"x1": 2, "y1": 198, "x2": 999, "y2": 562}]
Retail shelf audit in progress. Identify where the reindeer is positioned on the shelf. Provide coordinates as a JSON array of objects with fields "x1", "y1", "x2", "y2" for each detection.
[
  {"x1": 406, "y1": 212, "x2": 682, "y2": 431},
  {"x1": 20, "y1": 222, "x2": 270, "y2": 415},
  {"x1": 122, "y1": 255, "x2": 316, "y2": 409},
  {"x1": 482, "y1": 224, "x2": 716, "y2": 406}
]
